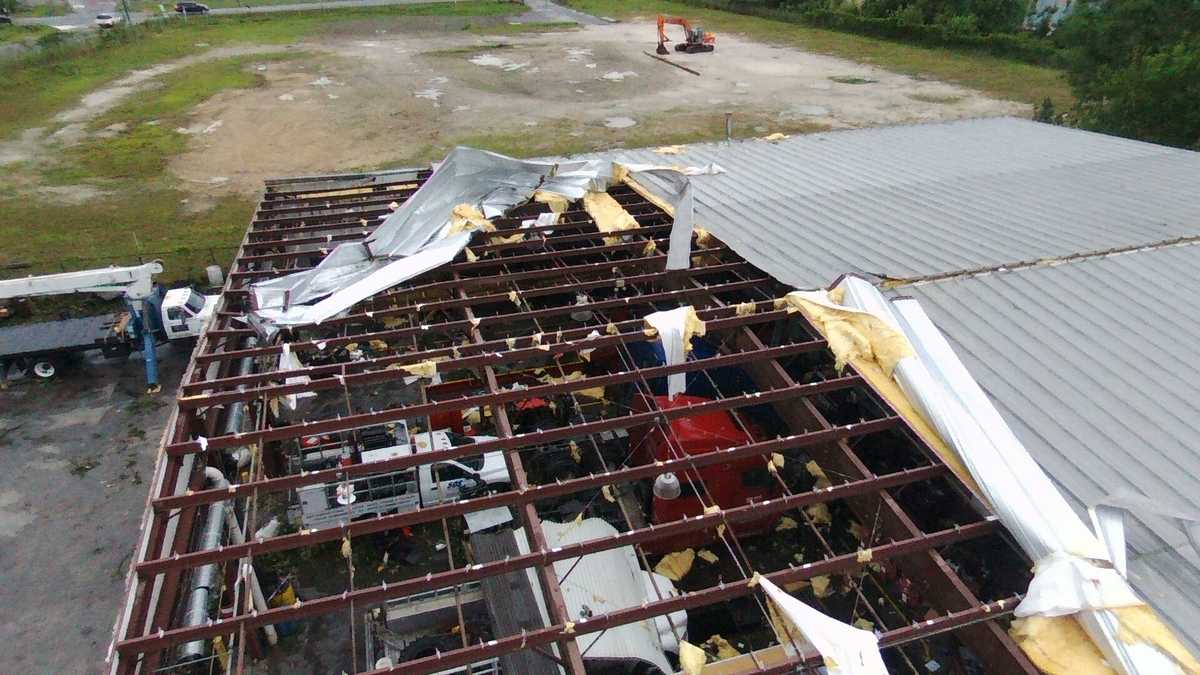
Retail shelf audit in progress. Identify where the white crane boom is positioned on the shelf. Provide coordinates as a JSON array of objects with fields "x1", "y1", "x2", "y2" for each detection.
[{"x1": 0, "y1": 262, "x2": 163, "y2": 302}]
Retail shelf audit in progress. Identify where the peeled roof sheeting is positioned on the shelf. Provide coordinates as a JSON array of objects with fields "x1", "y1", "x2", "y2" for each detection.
[
  {"x1": 590, "y1": 117, "x2": 1200, "y2": 287},
  {"x1": 901, "y1": 243, "x2": 1200, "y2": 657}
]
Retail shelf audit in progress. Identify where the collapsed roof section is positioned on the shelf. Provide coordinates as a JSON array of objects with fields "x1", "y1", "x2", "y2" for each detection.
[
  {"x1": 109, "y1": 151, "x2": 1046, "y2": 675},
  {"x1": 245, "y1": 148, "x2": 697, "y2": 334}
]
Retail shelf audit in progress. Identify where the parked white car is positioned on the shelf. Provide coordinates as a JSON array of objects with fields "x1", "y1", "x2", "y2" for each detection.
[{"x1": 95, "y1": 13, "x2": 122, "y2": 28}]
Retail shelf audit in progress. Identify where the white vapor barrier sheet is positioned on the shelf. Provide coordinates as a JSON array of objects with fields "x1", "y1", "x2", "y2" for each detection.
[
  {"x1": 834, "y1": 275, "x2": 1179, "y2": 675},
  {"x1": 758, "y1": 577, "x2": 886, "y2": 675},
  {"x1": 643, "y1": 306, "x2": 693, "y2": 398},
  {"x1": 278, "y1": 342, "x2": 315, "y2": 410},
  {"x1": 249, "y1": 148, "x2": 700, "y2": 332}
]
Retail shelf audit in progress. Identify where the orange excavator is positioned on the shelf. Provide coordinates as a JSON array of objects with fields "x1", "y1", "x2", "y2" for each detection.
[{"x1": 656, "y1": 15, "x2": 716, "y2": 54}]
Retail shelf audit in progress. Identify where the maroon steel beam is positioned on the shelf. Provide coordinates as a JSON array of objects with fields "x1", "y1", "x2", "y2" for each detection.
[
  {"x1": 729, "y1": 595, "x2": 1024, "y2": 675},
  {"x1": 140, "y1": 384, "x2": 883, "y2": 577},
  {"x1": 219, "y1": 251, "x2": 731, "y2": 299},
  {"x1": 255, "y1": 190, "x2": 421, "y2": 218},
  {"x1": 153, "y1": 412, "x2": 900, "y2": 516},
  {"x1": 204, "y1": 259, "x2": 754, "y2": 341},
  {"x1": 235, "y1": 216, "x2": 673, "y2": 266},
  {"x1": 455, "y1": 274, "x2": 587, "y2": 674},
  {"x1": 227, "y1": 233, "x2": 693, "y2": 282},
  {"x1": 731, "y1": 316, "x2": 1037, "y2": 672},
  {"x1": 117, "y1": 473, "x2": 988, "y2": 656},
  {"x1": 263, "y1": 173, "x2": 429, "y2": 198},
  {"x1": 195, "y1": 275, "x2": 761, "y2": 364},
  {"x1": 166, "y1": 360, "x2": 857, "y2": 458},
  {"x1": 179, "y1": 327, "x2": 815, "y2": 411},
  {"x1": 360, "y1": 520, "x2": 1001, "y2": 674}
]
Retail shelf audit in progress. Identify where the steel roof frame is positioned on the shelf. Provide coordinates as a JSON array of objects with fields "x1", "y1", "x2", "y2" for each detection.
[{"x1": 109, "y1": 167, "x2": 1038, "y2": 675}]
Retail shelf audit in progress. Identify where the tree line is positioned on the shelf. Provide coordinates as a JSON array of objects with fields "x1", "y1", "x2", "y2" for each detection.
[{"x1": 704, "y1": 0, "x2": 1199, "y2": 149}]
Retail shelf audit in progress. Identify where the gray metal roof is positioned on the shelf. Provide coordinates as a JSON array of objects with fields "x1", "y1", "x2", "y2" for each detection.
[
  {"x1": 901, "y1": 244, "x2": 1200, "y2": 656},
  {"x1": 594, "y1": 117, "x2": 1200, "y2": 288},
  {"x1": 592, "y1": 118, "x2": 1200, "y2": 654}
]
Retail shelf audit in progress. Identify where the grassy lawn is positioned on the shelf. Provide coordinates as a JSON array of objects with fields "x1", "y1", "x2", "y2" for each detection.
[
  {"x1": 0, "y1": 23, "x2": 56, "y2": 44},
  {"x1": 563, "y1": 0, "x2": 1072, "y2": 107},
  {"x1": 127, "y1": 0, "x2": 442, "y2": 11},
  {"x1": 13, "y1": 0, "x2": 73, "y2": 16}
]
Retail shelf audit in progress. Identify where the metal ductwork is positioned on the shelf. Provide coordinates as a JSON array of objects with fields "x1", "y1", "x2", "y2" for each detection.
[
  {"x1": 177, "y1": 467, "x2": 279, "y2": 663},
  {"x1": 226, "y1": 339, "x2": 258, "y2": 468},
  {"x1": 177, "y1": 467, "x2": 229, "y2": 663}
]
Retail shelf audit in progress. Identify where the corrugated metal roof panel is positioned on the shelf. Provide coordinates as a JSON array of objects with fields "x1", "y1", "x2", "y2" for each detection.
[
  {"x1": 901, "y1": 243, "x2": 1200, "y2": 656},
  {"x1": 584, "y1": 118, "x2": 1200, "y2": 656},
  {"x1": 587, "y1": 117, "x2": 1200, "y2": 287}
]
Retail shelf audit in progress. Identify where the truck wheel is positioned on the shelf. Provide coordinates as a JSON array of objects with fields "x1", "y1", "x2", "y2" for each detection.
[{"x1": 30, "y1": 360, "x2": 57, "y2": 379}]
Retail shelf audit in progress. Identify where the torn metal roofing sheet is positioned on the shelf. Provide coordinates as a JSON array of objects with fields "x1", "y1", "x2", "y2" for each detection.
[
  {"x1": 585, "y1": 117, "x2": 1200, "y2": 288},
  {"x1": 900, "y1": 242, "x2": 1200, "y2": 657}
]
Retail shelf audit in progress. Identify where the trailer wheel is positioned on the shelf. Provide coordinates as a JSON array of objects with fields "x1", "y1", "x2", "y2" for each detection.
[{"x1": 30, "y1": 360, "x2": 57, "y2": 379}]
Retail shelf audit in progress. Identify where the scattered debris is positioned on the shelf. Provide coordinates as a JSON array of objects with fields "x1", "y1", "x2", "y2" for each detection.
[
  {"x1": 703, "y1": 634, "x2": 740, "y2": 659},
  {"x1": 600, "y1": 70, "x2": 638, "y2": 81},
  {"x1": 469, "y1": 54, "x2": 529, "y2": 71},
  {"x1": 654, "y1": 549, "x2": 696, "y2": 581},
  {"x1": 414, "y1": 87, "x2": 443, "y2": 106},
  {"x1": 830, "y1": 75, "x2": 877, "y2": 85},
  {"x1": 563, "y1": 47, "x2": 593, "y2": 62},
  {"x1": 604, "y1": 116, "x2": 637, "y2": 129},
  {"x1": 68, "y1": 455, "x2": 101, "y2": 477},
  {"x1": 643, "y1": 51, "x2": 701, "y2": 76}
]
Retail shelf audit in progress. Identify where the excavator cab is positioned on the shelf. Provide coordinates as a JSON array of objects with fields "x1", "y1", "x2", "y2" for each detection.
[{"x1": 656, "y1": 15, "x2": 716, "y2": 55}]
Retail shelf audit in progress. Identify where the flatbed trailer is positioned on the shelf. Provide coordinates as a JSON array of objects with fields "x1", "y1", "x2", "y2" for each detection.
[{"x1": 0, "y1": 312, "x2": 139, "y2": 380}]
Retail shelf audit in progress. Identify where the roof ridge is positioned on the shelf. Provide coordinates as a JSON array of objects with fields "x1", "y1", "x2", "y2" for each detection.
[{"x1": 884, "y1": 234, "x2": 1200, "y2": 288}]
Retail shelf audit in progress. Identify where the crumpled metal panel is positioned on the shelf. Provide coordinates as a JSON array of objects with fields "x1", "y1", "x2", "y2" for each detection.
[{"x1": 247, "y1": 147, "x2": 699, "y2": 336}]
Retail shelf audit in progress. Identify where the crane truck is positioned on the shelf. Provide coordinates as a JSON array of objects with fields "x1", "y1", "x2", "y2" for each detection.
[{"x1": 0, "y1": 262, "x2": 216, "y2": 391}]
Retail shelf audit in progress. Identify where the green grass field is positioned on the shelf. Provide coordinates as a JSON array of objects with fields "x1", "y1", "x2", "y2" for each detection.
[
  {"x1": 13, "y1": 0, "x2": 73, "y2": 16},
  {"x1": 0, "y1": 23, "x2": 56, "y2": 44},
  {"x1": 563, "y1": 0, "x2": 1072, "y2": 107},
  {"x1": 0, "y1": 2, "x2": 526, "y2": 283},
  {"x1": 0, "y1": 2, "x2": 523, "y2": 142}
]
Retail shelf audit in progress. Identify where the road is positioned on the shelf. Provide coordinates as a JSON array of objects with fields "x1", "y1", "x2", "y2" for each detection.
[{"x1": 13, "y1": 0, "x2": 601, "y2": 30}]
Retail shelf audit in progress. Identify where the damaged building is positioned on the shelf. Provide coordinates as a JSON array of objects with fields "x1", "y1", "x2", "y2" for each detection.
[{"x1": 108, "y1": 118, "x2": 1200, "y2": 675}]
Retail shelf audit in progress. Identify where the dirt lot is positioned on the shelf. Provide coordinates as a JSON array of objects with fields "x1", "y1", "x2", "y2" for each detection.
[{"x1": 50, "y1": 18, "x2": 1024, "y2": 201}]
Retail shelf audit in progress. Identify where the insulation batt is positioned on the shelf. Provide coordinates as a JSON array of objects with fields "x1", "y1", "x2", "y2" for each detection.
[{"x1": 811, "y1": 275, "x2": 1199, "y2": 675}]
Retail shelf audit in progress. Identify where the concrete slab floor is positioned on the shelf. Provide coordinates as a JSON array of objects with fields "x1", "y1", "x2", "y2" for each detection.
[{"x1": 0, "y1": 346, "x2": 189, "y2": 674}]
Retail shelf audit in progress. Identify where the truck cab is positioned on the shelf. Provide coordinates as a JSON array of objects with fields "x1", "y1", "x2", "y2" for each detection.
[
  {"x1": 296, "y1": 425, "x2": 510, "y2": 530},
  {"x1": 160, "y1": 287, "x2": 217, "y2": 340}
]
